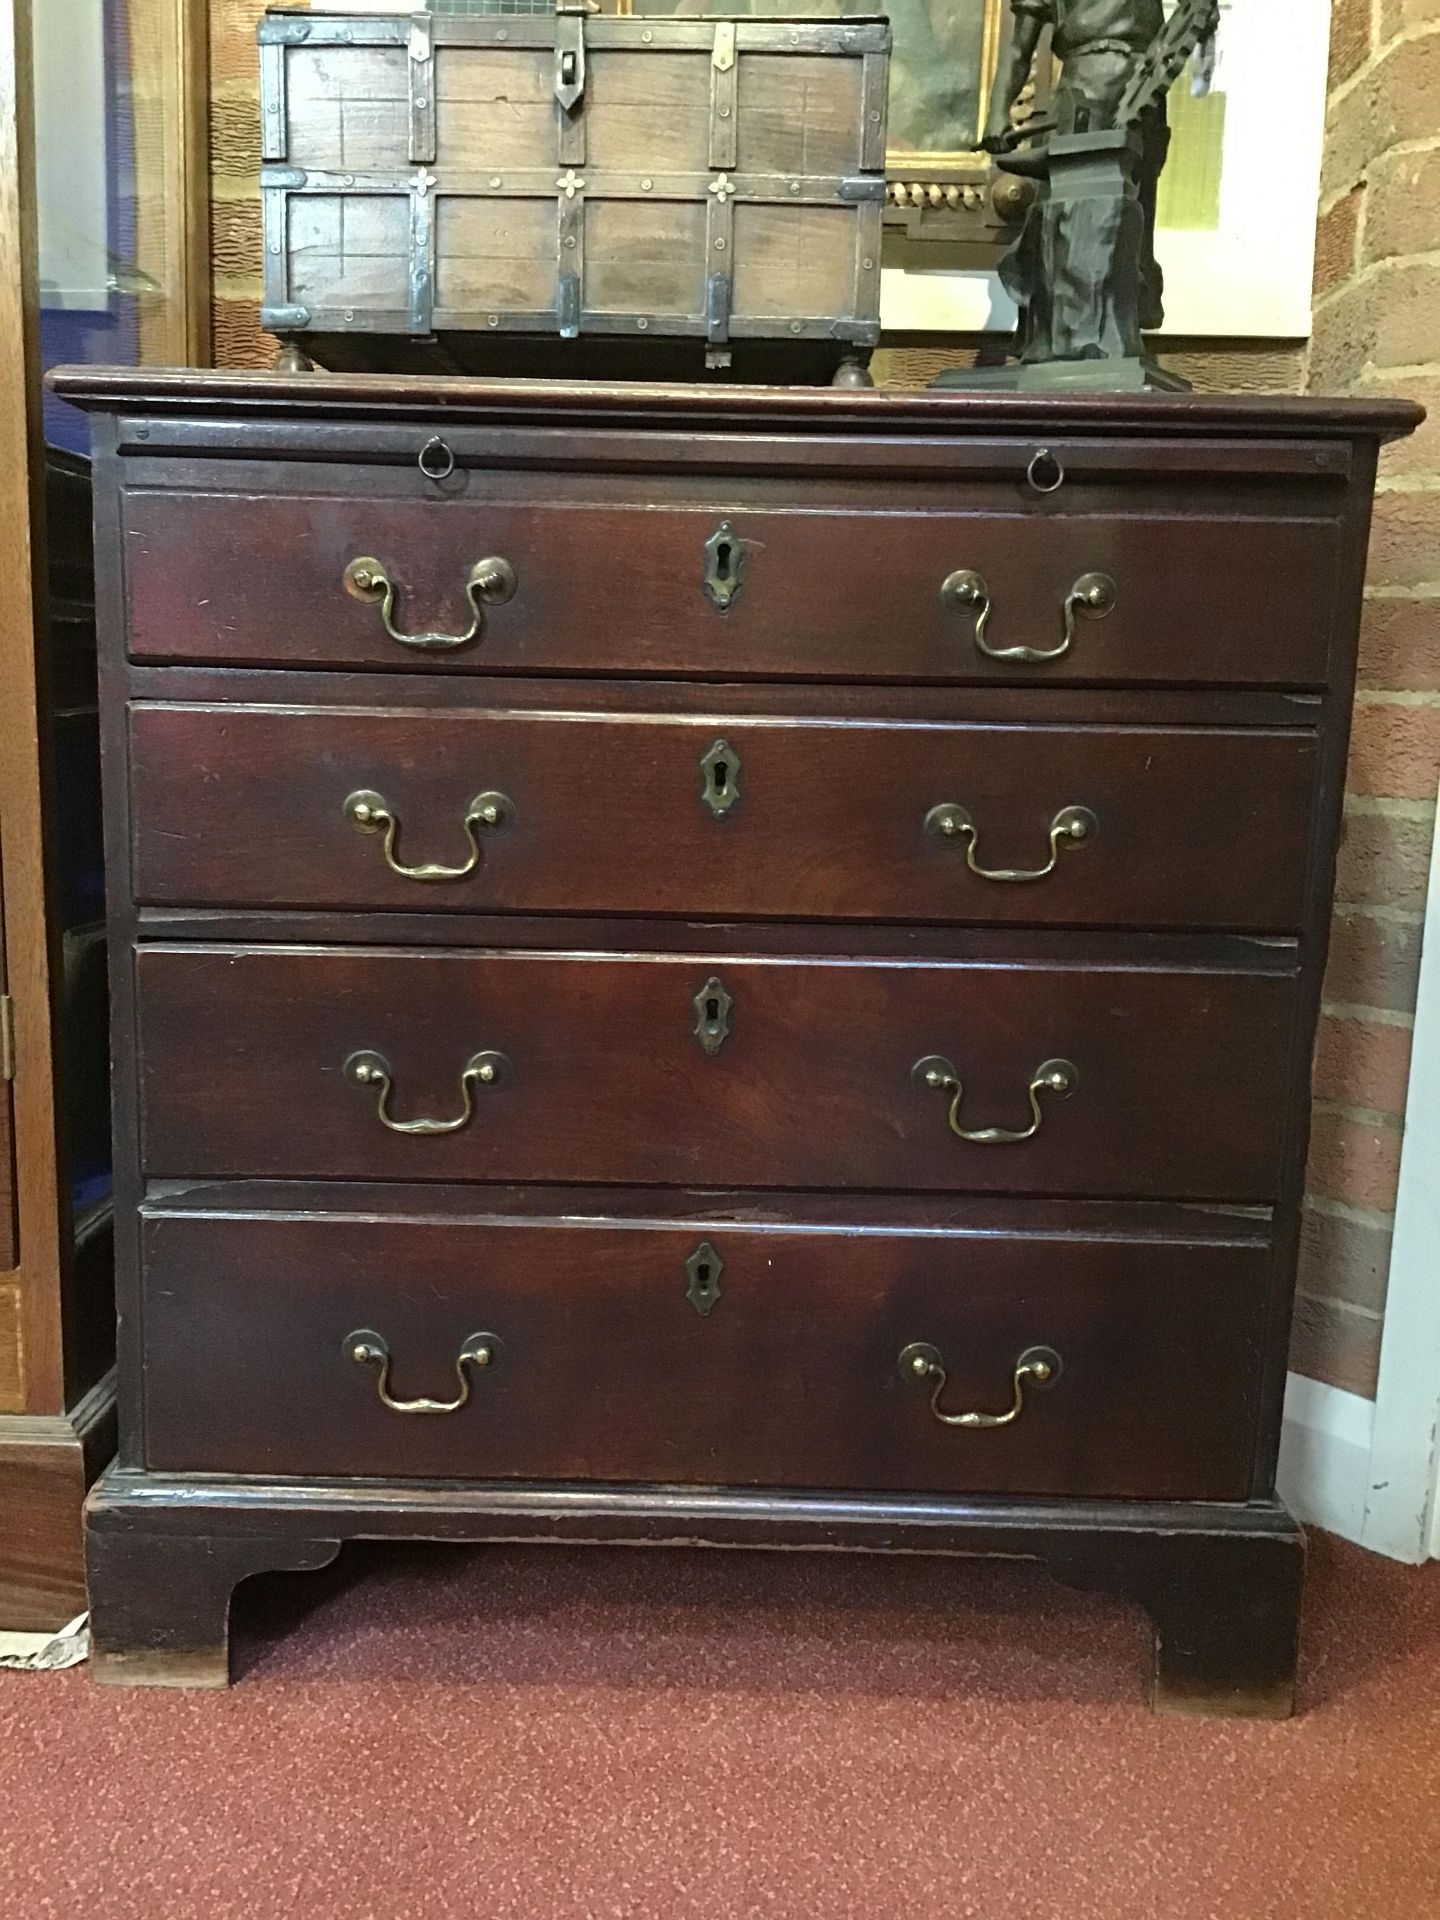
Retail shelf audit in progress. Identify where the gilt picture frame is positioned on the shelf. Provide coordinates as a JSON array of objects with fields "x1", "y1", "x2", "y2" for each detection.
[{"x1": 881, "y1": 0, "x2": 1012, "y2": 213}]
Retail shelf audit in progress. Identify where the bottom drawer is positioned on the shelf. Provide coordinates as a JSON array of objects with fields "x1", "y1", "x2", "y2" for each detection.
[{"x1": 139, "y1": 1190, "x2": 1273, "y2": 1501}]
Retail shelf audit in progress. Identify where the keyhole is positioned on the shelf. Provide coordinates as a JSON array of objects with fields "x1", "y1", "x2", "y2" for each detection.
[
  {"x1": 705, "y1": 997, "x2": 721, "y2": 1027},
  {"x1": 700, "y1": 738, "x2": 741, "y2": 819},
  {"x1": 685, "y1": 1238, "x2": 724, "y2": 1314},
  {"x1": 704, "y1": 523, "x2": 745, "y2": 612}
]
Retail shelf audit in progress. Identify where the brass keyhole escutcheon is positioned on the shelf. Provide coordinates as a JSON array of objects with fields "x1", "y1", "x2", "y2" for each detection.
[
  {"x1": 693, "y1": 975, "x2": 733, "y2": 1055},
  {"x1": 700, "y1": 737, "x2": 741, "y2": 819},
  {"x1": 685, "y1": 1240, "x2": 724, "y2": 1317},
  {"x1": 703, "y1": 520, "x2": 746, "y2": 611}
]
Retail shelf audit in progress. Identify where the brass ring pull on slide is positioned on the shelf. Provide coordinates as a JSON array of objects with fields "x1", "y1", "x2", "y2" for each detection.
[
  {"x1": 343, "y1": 554, "x2": 517, "y2": 652},
  {"x1": 344, "y1": 1328, "x2": 501, "y2": 1414},
  {"x1": 940, "y1": 568, "x2": 1117, "y2": 664},
  {"x1": 898, "y1": 1342, "x2": 1061, "y2": 1429},
  {"x1": 912, "y1": 1054, "x2": 1078, "y2": 1144},
  {"x1": 1027, "y1": 447, "x2": 1065, "y2": 493},
  {"x1": 344, "y1": 1049, "x2": 507, "y2": 1135},
  {"x1": 343, "y1": 788, "x2": 513, "y2": 882},
  {"x1": 925, "y1": 803, "x2": 1097, "y2": 882}
]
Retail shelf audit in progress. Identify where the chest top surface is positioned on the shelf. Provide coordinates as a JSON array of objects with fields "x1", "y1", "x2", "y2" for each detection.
[{"x1": 47, "y1": 367, "x2": 1423, "y2": 446}]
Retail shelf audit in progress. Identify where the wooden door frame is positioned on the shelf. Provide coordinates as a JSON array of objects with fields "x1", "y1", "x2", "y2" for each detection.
[
  {"x1": 0, "y1": 0, "x2": 211, "y2": 1421},
  {"x1": 130, "y1": 0, "x2": 213, "y2": 367},
  {"x1": 0, "y1": 0, "x2": 66, "y2": 1420}
]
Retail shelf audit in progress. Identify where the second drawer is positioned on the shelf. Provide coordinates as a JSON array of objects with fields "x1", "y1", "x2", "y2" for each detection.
[{"x1": 129, "y1": 704, "x2": 1319, "y2": 930}]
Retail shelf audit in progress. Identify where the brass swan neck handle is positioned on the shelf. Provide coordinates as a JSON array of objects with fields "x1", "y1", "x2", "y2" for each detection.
[
  {"x1": 343, "y1": 554, "x2": 517, "y2": 651},
  {"x1": 344, "y1": 1328, "x2": 502, "y2": 1414},
  {"x1": 344, "y1": 1049, "x2": 507, "y2": 1135},
  {"x1": 941, "y1": 567, "x2": 1117, "y2": 665},
  {"x1": 344, "y1": 788, "x2": 513, "y2": 882},
  {"x1": 925, "y1": 802, "x2": 1097, "y2": 882},
  {"x1": 898, "y1": 1342, "x2": 1061, "y2": 1429},
  {"x1": 913, "y1": 1054, "x2": 1077, "y2": 1145}
]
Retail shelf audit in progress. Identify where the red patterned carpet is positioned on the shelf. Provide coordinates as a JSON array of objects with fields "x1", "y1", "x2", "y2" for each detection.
[{"x1": 2, "y1": 1529, "x2": 1438, "y2": 1918}]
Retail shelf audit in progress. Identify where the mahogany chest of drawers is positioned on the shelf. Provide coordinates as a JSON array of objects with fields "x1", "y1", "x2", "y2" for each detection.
[{"x1": 54, "y1": 369, "x2": 1419, "y2": 1712}]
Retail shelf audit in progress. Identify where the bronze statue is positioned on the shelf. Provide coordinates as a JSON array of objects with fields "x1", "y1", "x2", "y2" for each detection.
[{"x1": 943, "y1": 0, "x2": 1219, "y2": 387}]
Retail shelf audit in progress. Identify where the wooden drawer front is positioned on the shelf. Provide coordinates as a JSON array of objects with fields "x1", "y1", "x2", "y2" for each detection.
[
  {"x1": 139, "y1": 1203, "x2": 1268, "y2": 1499},
  {"x1": 122, "y1": 492, "x2": 1339, "y2": 688},
  {"x1": 130, "y1": 704, "x2": 1318, "y2": 931},
  {"x1": 136, "y1": 947, "x2": 1297, "y2": 1199}
]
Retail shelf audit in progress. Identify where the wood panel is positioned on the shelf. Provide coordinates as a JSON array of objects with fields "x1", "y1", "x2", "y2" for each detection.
[
  {"x1": 0, "y1": 0, "x2": 60, "y2": 1409},
  {"x1": 127, "y1": 703, "x2": 1320, "y2": 931},
  {"x1": 0, "y1": 1379, "x2": 116, "y2": 1628},
  {"x1": 0, "y1": 851, "x2": 16, "y2": 1276},
  {"x1": 120, "y1": 488, "x2": 1343, "y2": 687},
  {"x1": 437, "y1": 198, "x2": 554, "y2": 313},
  {"x1": 139, "y1": 1202, "x2": 1269, "y2": 1499},
  {"x1": 585, "y1": 52, "x2": 711, "y2": 173},
  {"x1": 0, "y1": 1284, "x2": 21, "y2": 1404},
  {"x1": 285, "y1": 45, "x2": 409, "y2": 172},
  {"x1": 290, "y1": 194, "x2": 409, "y2": 313},
  {"x1": 735, "y1": 52, "x2": 864, "y2": 176},
  {"x1": 435, "y1": 48, "x2": 552, "y2": 171},
  {"x1": 134, "y1": 944, "x2": 1299, "y2": 1198}
]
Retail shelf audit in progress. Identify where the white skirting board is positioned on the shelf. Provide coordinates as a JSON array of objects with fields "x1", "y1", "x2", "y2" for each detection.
[{"x1": 1278, "y1": 1371, "x2": 1378, "y2": 1545}]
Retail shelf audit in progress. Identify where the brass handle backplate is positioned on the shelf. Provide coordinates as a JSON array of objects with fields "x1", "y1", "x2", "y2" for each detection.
[
  {"x1": 343, "y1": 554, "x2": 517, "y2": 651},
  {"x1": 940, "y1": 568, "x2": 1117, "y2": 664},
  {"x1": 925, "y1": 802, "x2": 1097, "y2": 882},
  {"x1": 343, "y1": 788, "x2": 513, "y2": 882},
  {"x1": 344, "y1": 1327, "x2": 501, "y2": 1414},
  {"x1": 898, "y1": 1341, "x2": 1061, "y2": 1428},
  {"x1": 912, "y1": 1053, "x2": 1077, "y2": 1144},
  {"x1": 344, "y1": 1048, "x2": 507, "y2": 1135}
]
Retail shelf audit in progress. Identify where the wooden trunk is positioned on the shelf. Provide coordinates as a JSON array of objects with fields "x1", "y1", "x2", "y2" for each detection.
[{"x1": 258, "y1": 6, "x2": 890, "y2": 370}]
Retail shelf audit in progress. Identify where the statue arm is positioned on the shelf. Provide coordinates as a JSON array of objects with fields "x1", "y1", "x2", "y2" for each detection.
[{"x1": 983, "y1": 5, "x2": 1049, "y2": 146}]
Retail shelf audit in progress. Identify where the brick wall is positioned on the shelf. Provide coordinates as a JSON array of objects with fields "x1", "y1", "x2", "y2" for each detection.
[{"x1": 1295, "y1": 0, "x2": 1440, "y2": 1397}]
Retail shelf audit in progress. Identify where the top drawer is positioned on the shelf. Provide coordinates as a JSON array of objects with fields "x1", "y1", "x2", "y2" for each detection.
[{"x1": 120, "y1": 488, "x2": 1343, "y2": 688}]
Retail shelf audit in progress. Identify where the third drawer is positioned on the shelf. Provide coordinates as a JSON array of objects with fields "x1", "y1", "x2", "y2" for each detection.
[
  {"x1": 128, "y1": 704, "x2": 1319, "y2": 931},
  {"x1": 135, "y1": 943, "x2": 1300, "y2": 1199}
]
